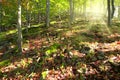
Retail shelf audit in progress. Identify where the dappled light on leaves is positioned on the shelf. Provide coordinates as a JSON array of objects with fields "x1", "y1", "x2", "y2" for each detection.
[{"x1": 0, "y1": 0, "x2": 120, "y2": 79}]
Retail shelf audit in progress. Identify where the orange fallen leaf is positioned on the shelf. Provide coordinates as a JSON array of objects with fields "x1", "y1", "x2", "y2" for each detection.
[{"x1": 117, "y1": 41, "x2": 120, "y2": 44}]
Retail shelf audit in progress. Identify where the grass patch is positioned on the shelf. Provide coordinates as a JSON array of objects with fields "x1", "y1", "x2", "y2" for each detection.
[{"x1": 0, "y1": 60, "x2": 11, "y2": 68}]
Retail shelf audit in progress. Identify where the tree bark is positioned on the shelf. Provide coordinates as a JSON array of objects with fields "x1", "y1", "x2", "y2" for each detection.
[
  {"x1": 111, "y1": 0, "x2": 115, "y2": 18},
  {"x1": 0, "y1": 2, "x2": 2, "y2": 32},
  {"x1": 69, "y1": 0, "x2": 73, "y2": 25},
  {"x1": 46, "y1": 0, "x2": 50, "y2": 27},
  {"x1": 107, "y1": 0, "x2": 111, "y2": 26},
  {"x1": 37, "y1": 1, "x2": 41, "y2": 23},
  {"x1": 26, "y1": 2, "x2": 30, "y2": 31},
  {"x1": 17, "y1": 0, "x2": 22, "y2": 54},
  {"x1": 83, "y1": 0, "x2": 86, "y2": 21},
  {"x1": 118, "y1": 7, "x2": 120, "y2": 19}
]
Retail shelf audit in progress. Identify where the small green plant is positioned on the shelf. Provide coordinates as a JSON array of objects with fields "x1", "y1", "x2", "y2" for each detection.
[
  {"x1": 0, "y1": 59, "x2": 11, "y2": 67},
  {"x1": 86, "y1": 48, "x2": 95, "y2": 58},
  {"x1": 45, "y1": 43, "x2": 61, "y2": 56},
  {"x1": 41, "y1": 70, "x2": 49, "y2": 79}
]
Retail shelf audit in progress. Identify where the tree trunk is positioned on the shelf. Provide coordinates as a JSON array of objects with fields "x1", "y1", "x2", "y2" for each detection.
[
  {"x1": 118, "y1": 7, "x2": 120, "y2": 19},
  {"x1": 107, "y1": 0, "x2": 111, "y2": 26},
  {"x1": 46, "y1": 0, "x2": 50, "y2": 27},
  {"x1": 37, "y1": 1, "x2": 41, "y2": 23},
  {"x1": 26, "y1": 10, "x2": 30, "y2": 28},
  {"x1": 111, "y1": 0, "x2": 115, "y2": 18},
  {"x1": 73, "y1": 0, "x2": 75, "y2": 21},
  {"x1": 26, "y1": 2, "x2": 30, "y2": 32},
  {"x1": 83, "y1": 0, "x2": 86, "y2": 21},
  {"x1": 0, "y1": 2, "x2": 2, "y2": 32},
  {"x1": 17, "y1": 0, "x2": 22, "y2": 54},
  {"x1": 69, "y1": 0, "x2": 73, "y2": 25}
]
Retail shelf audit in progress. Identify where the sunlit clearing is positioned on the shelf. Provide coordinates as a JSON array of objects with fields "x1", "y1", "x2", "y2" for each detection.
[
  {"x1": 88, "y1": 4, "x2": 104, "y2": 20},
  {"x1": 87, "y1": 1, "x2": 117, "y2": 35}
]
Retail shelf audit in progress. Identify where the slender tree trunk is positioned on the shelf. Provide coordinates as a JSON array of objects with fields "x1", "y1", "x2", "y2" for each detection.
[
  {"x1": 26, "y1": 10, "x2": 30, "y2": 27},
  {"x1": 73, "y1": 0, "x2": 75, "y2": 21},
  {"x1": 26, "y1": 2, "x2": 30, "y2": 32},
  {"x1": 46, "y1": 0, "x2": 50, "y2": 27},
  {"x1": 17, "y1": 0, "x2": 22, "y2": 54},
  {"x1": 83, "y1": 0, "x2": 86, "y2": 20},
  {"x1": 69, "y1": 0, "x2": 73, "y2": 26},
  {"x1": 38, "y1": 11, "x2": 41, "y2": 23},
  {"x1": 33, "y1": 12, "x2": 37, "y2": 23},
  {"x1": 37, "y1": 1, "x2": 41, "y2": 23},
  {"x1": 111, "y1": 0, "x2": 115, "y2": 18},
  {"x1": 26, "y1": 10, "x2": 31, "y2": 33},
  {"x1": 107, "y1": 0, "x2": 111, "y2": 26},
  {"x1": 0, "y1": 2, "x2": 2, "y2": 32},
  {"x1": 118, "y1": 7, "x2": 120, "y2": 19}
]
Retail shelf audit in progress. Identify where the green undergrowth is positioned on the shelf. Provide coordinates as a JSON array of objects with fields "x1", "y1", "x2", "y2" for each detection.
[
  {"x1": 0, "y1": 20, "x2": 120, "y2": 79},
  {"x1": 45, "y1": 43, "x2": 61, "y2": 56},
  {"x1": 0, "y1": 60, "x2": 11, "y2": 68}
]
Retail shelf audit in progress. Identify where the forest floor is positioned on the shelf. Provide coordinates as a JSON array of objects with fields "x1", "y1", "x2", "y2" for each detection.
[{"x1": 0, "y1": 19, "x2": 120, "y2": 80}]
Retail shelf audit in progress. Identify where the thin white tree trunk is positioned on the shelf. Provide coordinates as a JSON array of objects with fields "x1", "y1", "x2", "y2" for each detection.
[{"x1": 17, "y1": 0, "x2": 22, "y2": 53}]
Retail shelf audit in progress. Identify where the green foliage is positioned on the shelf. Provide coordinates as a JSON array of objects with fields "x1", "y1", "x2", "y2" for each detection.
[
  {"x1": 1, "y1": 0, "x2": 120, "y2": 79},
  {"x1": 0, "y1": 59, "x2": 11, "y2": 67},
  {"x1": 0, "y1": 70, "x2": 3, "y2": 77},
  {"x1": 86, "y1": 48, "x2": 95, "y2": 58},
  {"x1": 45, "y1": 43, "x2": 61, "y2": 56},
  {"x1": 41, "y1": 70, "x2": 49, "y2": 79},
  {"x1": 89, "y1": 24, "x2": 102, "y2": 33}
]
